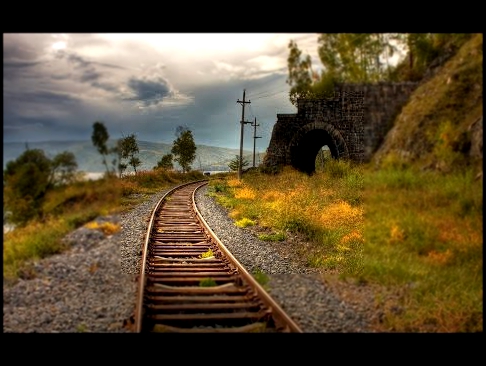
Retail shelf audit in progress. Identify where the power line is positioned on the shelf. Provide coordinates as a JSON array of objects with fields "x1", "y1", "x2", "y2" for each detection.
[{"x1": 250, "y1": 89, "x2": 289, "y2": 100}]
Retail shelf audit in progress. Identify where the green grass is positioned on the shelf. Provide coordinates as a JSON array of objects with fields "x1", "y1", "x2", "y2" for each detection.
[
  {"x1": 3, "y1": 169, "x2": 206, "y2": 283},
  {"x1": 253, "y1": 268, "x2": 269, "y2": 290},
  {"x1": 234, "y1": 217, "x2": 256, "y2": 228},
  {"x1": 199, "y1": 277, "x2": 217, "y2": 287},
  {"x1": 199, "y1": 249, "x2": 214, "y2": 258},
  {"x1": 208, "y1": 162, "x2": 482, "y2": 332},
  {"x1": 361, "y1": 164, "x2": 482, "y2": 331},
  {"x1": 258, "y1": 232, "x2": 286, "y2": 241}
]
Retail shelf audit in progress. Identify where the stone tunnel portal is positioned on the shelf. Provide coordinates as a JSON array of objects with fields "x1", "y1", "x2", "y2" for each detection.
[{"x1": 289, "y1": 128, "x2": 340, "y2": 175}]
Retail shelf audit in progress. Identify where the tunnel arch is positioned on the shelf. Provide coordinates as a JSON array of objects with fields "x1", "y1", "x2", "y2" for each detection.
[{"x1": 286, "y1": 121, "x2": 349, "y2": 174}]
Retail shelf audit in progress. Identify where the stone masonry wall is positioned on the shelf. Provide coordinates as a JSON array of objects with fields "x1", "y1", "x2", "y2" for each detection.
[{"x1": 263, "y1": 82, "x2": 419, "y2": 168}]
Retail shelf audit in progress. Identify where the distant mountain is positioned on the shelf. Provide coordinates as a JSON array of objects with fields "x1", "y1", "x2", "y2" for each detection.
[{"x1": 3, "y1": 140, "x2": 261, "y2": 173}]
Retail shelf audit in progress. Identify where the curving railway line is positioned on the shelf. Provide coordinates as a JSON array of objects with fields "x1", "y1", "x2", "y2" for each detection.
[{"x1": 133, "y1": 180, "x2": 303, "y2": 333}]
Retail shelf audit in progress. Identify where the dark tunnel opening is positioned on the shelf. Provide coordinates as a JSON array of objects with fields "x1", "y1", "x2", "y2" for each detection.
[{"x1": 290, "y1": 129, "x2": 338, "y2": 175}]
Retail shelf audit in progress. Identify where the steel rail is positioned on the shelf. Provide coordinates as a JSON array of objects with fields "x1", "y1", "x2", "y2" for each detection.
[
  {"x1": 192, "y1": 183, "x2": 303, "y2": 333},
  {"x1": 133, "y1": 179, "x2": 303, "y2": 333}
]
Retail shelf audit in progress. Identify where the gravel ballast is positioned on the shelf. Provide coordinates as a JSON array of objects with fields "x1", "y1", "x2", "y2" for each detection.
[{"x1": 3, "y1": 183, "x2": 380, "y2": 333}]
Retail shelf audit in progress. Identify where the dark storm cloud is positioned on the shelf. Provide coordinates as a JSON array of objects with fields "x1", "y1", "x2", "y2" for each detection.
[
  {"x1": 55, "y1": 50, "x2": 127, "y2": 71},
  {"x1": 3, "y1": 115, "x2": 89, "y2": 142},
  {"x1": 91, "y1": 81, "x2": 121, "y2": 93},
  {"x1": 3, "y1": 36, "x2": 46, "y2": 80},
  {"x1": 3, "y1": 60, "x2": 45, "y2": 81},
  {"x1": 6, "y1": 90, "x2": 80, "y2": 106},
  {"x1": 50, "y1": 73, "x2": 73, "y2": 80},
  {"x1": 3, "y1": 36, "x2": 41, "y2": 61},
  {"x1": 80, "y1": 68, "x2": 101, "y2": 82},
  {"x1": 125, "y1": 77, "x2": 172, "y2": 106},
  {"x1": 4, "y1": 89, "x2": 83, "y2": 140},
  {"x1": 3, "y1": 60, "x2": 43, "y2": 69},
  {"x1": 51, "y1": 49, "x2": 123, "y2": 94},
  {"x1": 55, "y1": 50, "x2": 101, "y2": 82}
]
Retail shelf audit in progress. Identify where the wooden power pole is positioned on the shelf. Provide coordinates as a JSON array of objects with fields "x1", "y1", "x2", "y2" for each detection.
[
  {"x1": 237, "y1": 89, "x2": 251, "y2": 180},
  {"x1": 252, "y1": 117, "x2": 261, "y2": 167}
]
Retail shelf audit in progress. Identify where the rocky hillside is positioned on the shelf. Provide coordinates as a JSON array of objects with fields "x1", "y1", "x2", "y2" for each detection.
[{"x1": 373, "y1": 33, "x2": 482, "y2": 174}]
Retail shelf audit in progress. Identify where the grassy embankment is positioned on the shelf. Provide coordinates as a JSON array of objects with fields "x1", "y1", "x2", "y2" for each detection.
[
  {"x1": 3, "y1": 169, "x2": 206, "y2": 282},
  {"x1": 207, "y1": 160, "x2": 482, "y2": 332}
]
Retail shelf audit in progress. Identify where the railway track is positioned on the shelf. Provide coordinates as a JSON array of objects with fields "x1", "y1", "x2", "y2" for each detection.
[{"x1": 133, "y1": 180, "x2": 303, "y2": 333}]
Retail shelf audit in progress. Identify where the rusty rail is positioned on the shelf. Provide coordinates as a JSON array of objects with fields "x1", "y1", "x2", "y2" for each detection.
[{"x1": 133, "y1": 180, "x2": 303, "y2": 333}]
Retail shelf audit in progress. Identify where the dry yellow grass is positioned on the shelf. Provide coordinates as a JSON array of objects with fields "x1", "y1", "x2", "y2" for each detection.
[{"x1": 84, "y1": 221, "x2": 121, "y2": 236}]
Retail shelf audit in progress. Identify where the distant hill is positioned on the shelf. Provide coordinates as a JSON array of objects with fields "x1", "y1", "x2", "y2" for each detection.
[{"x1": 3, "y1": 140, "x2": 259, "y2": 173}]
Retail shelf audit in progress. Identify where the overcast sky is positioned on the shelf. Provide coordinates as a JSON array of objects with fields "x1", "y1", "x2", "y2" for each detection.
[{"x1": 4, "y1": 33, "x2": 324, "y2": 151}]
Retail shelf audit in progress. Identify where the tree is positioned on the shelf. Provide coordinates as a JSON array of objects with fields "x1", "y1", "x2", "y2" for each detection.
[
  {"x1": 91, "y1": 121, "x2": 110, "y2": 174},
  {"x1": 228, "y1": 155, "x2": 249, "y2": 172},
  {"x1": 317, "y1": 33, "x2": 399, "y2": 83},
  {"x1": 390, "y1": 33, "x2": 472, "y2": 81},
  {"x1": 3, "y1": 147, "x2": 78, "y2": 225},
  {"x1": 119, "y1": 133, "x2": 141, "y2": 174},
  {"x1": 50, "y1": 151, "x2": 78, "y2": 185},
  {"x1": 287, "y1": 40, "x2": 316, "y2": 106},
  {"x1": 155, "y1": 153, "x2": 174, "y2": 170},
  {"x1": 287, "y1": 34, "x2": 402, "y2": 104},
  {"x1": 111, "y1": 139, "x2": 127, "y2": 178},
  {"x1": 171, "y1": 126, "x2": 197, "y2": 173}
]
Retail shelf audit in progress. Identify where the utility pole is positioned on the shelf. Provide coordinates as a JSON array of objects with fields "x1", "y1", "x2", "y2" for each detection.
[
  {"x1": 252, "y1": 117, "x2": 261, "y2": 167},
  {"x1": 237, "y1": 89, "x2": 251, "y2": 180}
]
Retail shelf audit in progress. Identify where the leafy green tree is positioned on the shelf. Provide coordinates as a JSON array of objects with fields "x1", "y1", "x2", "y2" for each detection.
[
  {"x1": 287, "y1": 34, "x2": 401, "y2": 104},
  {"x1": 50, "y1": 151, "x2": 78, "y2": 185},
  {"x1": 287, "y1": 40, "x2": 316, "y2": 106},
  {"x1": 390, "y1": 33, "x2": 472, "y2": 81},
  {"x1": 171, "y1": 126, "x2": 197, "y2": 173},
  {"x1": 228, "y1": 155, "x2": 249, "y2": 172},
  {"x1": 155, "y1": 153, "x2": 174, "y2": 170},
  {"x1": 91, "y1": 121, "x2": 110, "y2": 174},
  {"x1": 4, "y1": 147, "x2": 78, "y2": 225},
  {"x1": 110, "y1": 139, "x2": 127, "y2": 178},
  {"x1": 287, "y1": 33, "x2": 475, "y2": 105},
  {"x1": 119, "y1": 133, "x2": 141, "y2": 174}
]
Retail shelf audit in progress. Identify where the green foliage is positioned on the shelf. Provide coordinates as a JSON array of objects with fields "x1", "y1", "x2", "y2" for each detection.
[
  {"x1": 156, "y1": 153, "x2": 174, "y2": 170},
  {"x1": 287, "y1": 34, "x2": 402, "y2": 106},
  {"x1": 50, "y1": 151, "x2": 78, "y2": 185},
  {"x1": 199, "y1": 277, "x2": 217, "y2": 287},
  {"x1": 91, "y1": 121, "x2": 110, "y2": 174},
  {"x1": 286, "y1": 33, "x2": 476, "y2": 105},
  {"x1": 253, "y1": 268, "x2": 269, "y2": 288},
  {"x1": 318, "y1": 33, "x2": 399, "y2": 83},
  {"x1": 323, "y1": 159, "x2": 353, "y2": 179},
  {"x1": 235, "y1": 217, "x2": 256, "y2": 228},
  {"x1": 3, "y1": 217, "x2": 71, "y2": 280},
  {"x1": 258, "y1": 232, "x2": 286, "y2": 241},
  {"x1": 389, "y1": 33, "x2": 474, "y2": 82},
  {"x1": 119, "y1": 133, "x2": 141, "y2": 174},
  {"x1": 171, "y1": 126, "x2": 197, "y2": 173},
  {"x1": 315, "y1": 147, "x2": 332, "y2": 172},
  {"x1": 4, "y1": 167, "x2": 207, "y2": 283},
  {"x1": 228, "y1": 155, "x2": 249, "y2": 172},
  {"x1": 199, "y1": 249, "x2": 214, "y2": 258},
  {"x1": 112, "y1": 139, "x2": 127, "y2": 178},
  {"x1": 287, "y1": 39, "x2": 315, "y2": 106},
  {"x1": 431, "y1": 120, "x2": 468, "y2": 173},
  {"x1": 3, "y1": 147, "x2": 79, "y2": 225},
  {"x1": 362, "y1": 164, "x2": 482, "y2": 331},
  {"x1": 211, "y1": 183, "x2": 227, "y2": 193},
  {"x1": 76, "y1": 323, "x2": 88, "y2": 333}
]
